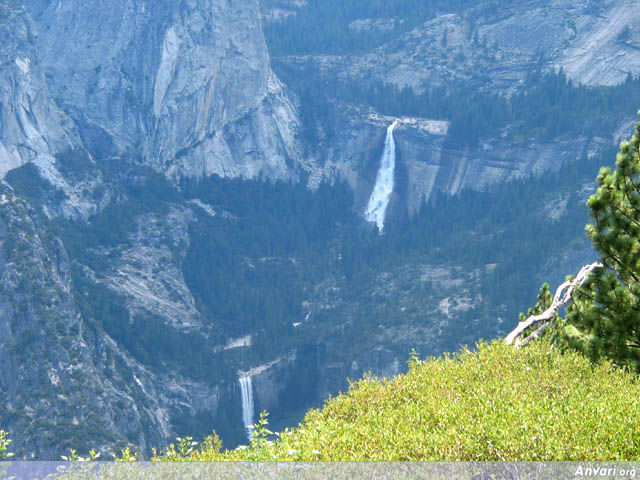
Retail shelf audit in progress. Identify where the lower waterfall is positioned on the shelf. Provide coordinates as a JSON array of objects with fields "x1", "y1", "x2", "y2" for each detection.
[
  {"x1": 365, "y1": 120, "x2": 399, "y2": 234},
  {"x1": 238, "y1": 375, "x2": 254, "y2": 442}
]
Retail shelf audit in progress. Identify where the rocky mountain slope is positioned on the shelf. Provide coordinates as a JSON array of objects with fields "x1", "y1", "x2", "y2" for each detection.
[
  {"x1": 0, "y1": 0, "x2": 313, "y2": 458},
  {"x1": 21, "y1": 0, "x2": 309, "y2": 182},
  {"x1": 264, "y1": 0, "x2": 640, "y2": 89},
  {"x1": 265, "y1": 0, "x2": 640, "y2": 213},
  {"x1": 0, "y1": 0, "x2": 639, "y2": 459},
  {"x1": 0, "y1": 4, "x2": 79, "y2": 178},
  {"x1": 0, "y1": 181, "x2": 223, "y2": 458}
]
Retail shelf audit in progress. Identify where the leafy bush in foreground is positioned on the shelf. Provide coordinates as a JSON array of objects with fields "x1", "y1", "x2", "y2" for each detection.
[{"x1": 156, "y1": 340, "x2": 640, "y2": 461}]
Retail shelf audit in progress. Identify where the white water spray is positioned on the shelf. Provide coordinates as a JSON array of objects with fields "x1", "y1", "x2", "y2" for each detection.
[
  {"x1": 365, "y1": 120, "x2": 399, "y2": 233},
  {"x1": 238, "y1": 375, "x2": 254, "y2": 441}
]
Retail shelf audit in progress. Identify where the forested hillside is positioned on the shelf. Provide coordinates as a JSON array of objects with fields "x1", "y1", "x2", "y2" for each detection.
[
  {"x1": 6, "y1": 119, "x2": 637, "y2": 463},
  {"x1": 2, "y1": 0, "x2": 640, "y2": 459},
  {"x1": 264, "y1": 0, "x2": 501, "y2": 54},
  {"x1": 1, "y1": 134, "x2": 607, "y2": 454}
]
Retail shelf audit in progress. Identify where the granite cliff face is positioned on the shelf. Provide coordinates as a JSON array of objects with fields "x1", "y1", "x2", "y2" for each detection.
[
  {"x1": 268, "y1": 0, "x2": 640, "y2": 214},
  {"x1": 23, "y1": 0, "x2": 307, "y2": 181},
  {"x1": 318, "y1": 110, "x2": 609, "y2": 218},
  {"x1": 0, "y1": 4, "x2": 79, "y2": 178}
]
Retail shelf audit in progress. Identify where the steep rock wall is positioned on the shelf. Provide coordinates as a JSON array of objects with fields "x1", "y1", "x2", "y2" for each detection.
[
  {"x1": 25, "y1": 0, "x2": 308, "y2": 181},
  {"x1": 0, "y1": 182, "x2": 232, "y2": 459},
  {"x1": 0, "y1": 4, "x2": 79, "y2": 178},
  {"x1": 321, "y1": 112, "x2": 609, "y2": 217}
]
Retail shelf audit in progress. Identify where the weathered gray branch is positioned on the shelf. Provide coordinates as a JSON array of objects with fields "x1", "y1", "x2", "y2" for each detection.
[
  {"x1": 505, "y1": 262, "x2": 602, "y2": 346},
  {"x1": 517, "y1": 321, "x2": 551, "y2": 347}
]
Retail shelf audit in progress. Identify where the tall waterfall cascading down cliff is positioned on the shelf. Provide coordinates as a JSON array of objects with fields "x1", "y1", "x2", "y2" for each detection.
[
  {"x1": 239, "y1": 375, "x2": 254, "y2": 441},
  {"x1": 365, "y1": 121, "x2": 399, "y2": 233}
]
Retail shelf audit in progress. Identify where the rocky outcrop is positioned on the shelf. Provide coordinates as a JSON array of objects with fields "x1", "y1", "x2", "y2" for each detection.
[
  {"x1": 0, "y1": 182, "x2": 230, "y2": 459},
  {"x1": 260, "y1": 0, "x2": 306, "y2": 24},
  {"x1": 25, "y1": 0, "x2": 309, "y2": 181},
  {"x1": 0, "y1": 4, "x2": 79, "y2": 178},
  {"x1": 320, "y1": 110, "x2": 609, "y2": 217},
  {"x1": 292, "y1": 0, "x2": 640, "y2": 92},
  {"x1": 102, "y1": 207, "x2": 202, "y2": 332},
  {"x1": 558, "y1": 0, "x2": 640, "y2": 86}
]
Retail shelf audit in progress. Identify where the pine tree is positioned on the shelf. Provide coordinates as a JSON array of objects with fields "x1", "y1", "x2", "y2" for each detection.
[
  {"x1": 563, "y1": 114, "x2": 640, "y2": 369},
  {"x1": 518, "y1": 283, "x2": 552, "y2": 321}
]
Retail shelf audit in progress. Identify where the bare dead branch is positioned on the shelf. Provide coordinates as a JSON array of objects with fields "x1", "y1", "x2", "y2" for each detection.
[
  {"x1": 505, "y1": 262, "x2": 602, "y2": 346},
  {"x1": 518, "y1": 321, "x2": 551, "y2": 347}
]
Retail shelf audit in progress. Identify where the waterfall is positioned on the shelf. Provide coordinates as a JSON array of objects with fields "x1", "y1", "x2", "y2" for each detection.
[
  {"x1": 365, "y1": 120, "x2": 399, "y2": 234},
  {"x1": 238, "y1": 375, "x2": 254, "y2": 442}
]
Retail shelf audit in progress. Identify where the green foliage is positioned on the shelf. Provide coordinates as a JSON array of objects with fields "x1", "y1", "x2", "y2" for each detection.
[
  {"x1": 156, "y1": 436, "x2": 199, "y2": 461},
  {"x1": 0, "y1": 430, "x2": 13, "y2": 459},
  {"x1": 61, "y1": 449, "x2": 81, "y2": 461},
  {"x1": 153, "y1": 432, "x2": 222, "y2": 462},
  {"x1": 114, "y1": 446, "x2": 138, "y2": 461},
  {"x1": 246, "y1": 412, "x2": 274, "y2": 461},
  {"x1": 5, "y1": 162, "x2": 65, "y2": 208},
  {"x1": 61, "y1": 448, "x2": 100, "y2": 461},
  {"x1": 156, "y1": 340, "x2": 640, "y2": 460},
  {"x1": 54, "y1": 150, "x2": 96, "y2": 180},
  {"x1": 519, "y1": 283, "x2": 553, "y2": 322},
  {"x1": 564, "y1": 116, "x2": 640, "y2": 370}
]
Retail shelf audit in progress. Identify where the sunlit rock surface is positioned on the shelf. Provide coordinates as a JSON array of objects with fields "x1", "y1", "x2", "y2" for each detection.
[
  {"x1": 0, "y1": 4, "x2": 79, "y2": 178},
  {"x1": 25, "y1": 0, "x2": 310, "y2": 181}
]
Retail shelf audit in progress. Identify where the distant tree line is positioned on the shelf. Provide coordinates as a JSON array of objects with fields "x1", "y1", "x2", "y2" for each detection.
[
  {"x1": 281, "y1": 63, "x2": 640, "y2": 147},
  {"x1": 264, "y1": 0, "x2": 506, "y2": 55}
]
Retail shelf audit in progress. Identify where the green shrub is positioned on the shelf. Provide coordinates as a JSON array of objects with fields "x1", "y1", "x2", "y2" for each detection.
[
  {"x1": 170, "y1": 340, "x2": 640, "y2": 460},
  {"x1": 0, "y1": 430, "x2": 13, "y2": 459}
]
